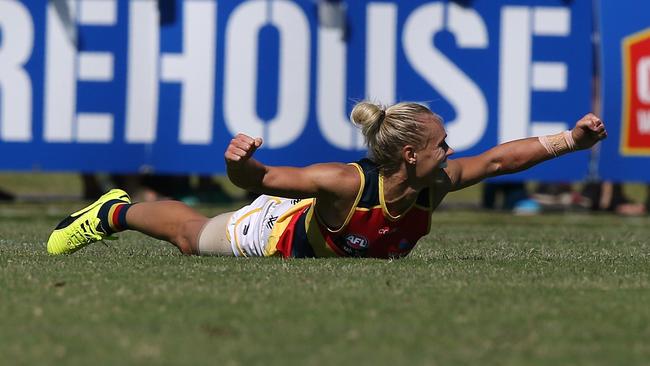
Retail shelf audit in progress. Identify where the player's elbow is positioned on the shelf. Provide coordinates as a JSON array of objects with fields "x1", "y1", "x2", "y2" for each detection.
[
  {"x1": 486, "y1": 160, "x2": 503, "y2": 177},
  {"x1": 490, "y1": 155, "x2": 529, "y2": 176}
]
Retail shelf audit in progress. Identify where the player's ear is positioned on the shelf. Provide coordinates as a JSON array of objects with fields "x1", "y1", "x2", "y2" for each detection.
[{"x1": 402, "y1": 145, "x2": 417, "y2": 165}]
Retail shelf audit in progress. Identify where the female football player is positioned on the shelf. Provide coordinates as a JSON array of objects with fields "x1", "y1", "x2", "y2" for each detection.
[{"x1": 47, "y1": 101, "x2": 607, "y2": 258}]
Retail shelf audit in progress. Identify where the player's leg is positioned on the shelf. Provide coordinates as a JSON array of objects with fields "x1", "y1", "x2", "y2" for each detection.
[
  {"x1": 47, "y1": 189, "x2": 234, "y2": 255},
  {"x1": 196, "y1": 211, "x2": 235, "y2": 256},
  {"x1": 124, "y1": 202, "x2": 234, "y2": 255},
  {"x1": 124, "y1": 200, "x2": 209, "y2": 254}
]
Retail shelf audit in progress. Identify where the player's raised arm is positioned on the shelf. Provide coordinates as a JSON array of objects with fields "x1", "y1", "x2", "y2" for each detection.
[
  {"x1": 444, "y1": 113, "x2": 607, "y2": 191},
  {"x1": 224, "y1": 133, "x2": 359, "y2": 200}
]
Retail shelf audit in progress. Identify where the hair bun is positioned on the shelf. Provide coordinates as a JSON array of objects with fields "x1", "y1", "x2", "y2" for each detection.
[
  {"x1": 350, "y1": 102, "x2": 385, "y2": 136},
  {"x1": 378, "y1": 109, "x2": 386, "y2": 122}
]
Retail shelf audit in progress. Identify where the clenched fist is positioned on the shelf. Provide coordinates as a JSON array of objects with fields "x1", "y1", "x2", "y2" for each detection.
[
  {"x1": 225, "y1": 133, "x2": 263, "y2": 167},
  {"x1": 571, "y1": 113, "x2": 607, "y2": 150}
]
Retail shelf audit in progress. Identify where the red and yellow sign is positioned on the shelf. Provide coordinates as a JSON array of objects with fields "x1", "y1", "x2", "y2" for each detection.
[{"x1": 621, "y1": 28, "x2": 650, "y2": 155}]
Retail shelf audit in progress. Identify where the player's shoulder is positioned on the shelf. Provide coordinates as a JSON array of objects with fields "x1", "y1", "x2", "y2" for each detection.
[
  {"x1": 315, "y1": 162, "x2": 362, "y2": 182},
  {"x1": 308, "y1": 162, "x2": 362, "y2": 195}
]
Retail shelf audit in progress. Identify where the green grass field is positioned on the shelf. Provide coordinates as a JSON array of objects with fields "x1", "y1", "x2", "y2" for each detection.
[{"x1": 1, "y1": 200, "x2": 649, "y2": 366}]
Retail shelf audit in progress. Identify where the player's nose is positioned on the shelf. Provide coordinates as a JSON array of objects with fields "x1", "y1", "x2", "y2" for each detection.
[{"x1": 446, "y1": 147, "x2": 455, "y2": 157}]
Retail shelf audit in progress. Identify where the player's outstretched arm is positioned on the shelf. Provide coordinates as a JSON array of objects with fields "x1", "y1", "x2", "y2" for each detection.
[
  {"x1": 224, "y1": 133, "x2": 359, "y2": 200},
  {"x1": 444, "y1": 113, "x2": 607, "y2": 191}
]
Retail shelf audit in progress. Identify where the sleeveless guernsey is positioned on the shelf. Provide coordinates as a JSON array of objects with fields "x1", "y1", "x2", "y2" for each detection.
[{"x1": 266, "y1": 158, "x2": 434, "y2": 259}]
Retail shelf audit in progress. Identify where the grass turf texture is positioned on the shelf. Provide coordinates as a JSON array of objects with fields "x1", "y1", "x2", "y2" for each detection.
[{"x1": 1, "y1": 203, "x2": 649, "y2": 365}]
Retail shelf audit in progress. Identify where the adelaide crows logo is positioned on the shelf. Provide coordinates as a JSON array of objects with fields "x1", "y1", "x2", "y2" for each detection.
[{"x1": 621, "y1": 28, "x2": 650, "y2": 155}]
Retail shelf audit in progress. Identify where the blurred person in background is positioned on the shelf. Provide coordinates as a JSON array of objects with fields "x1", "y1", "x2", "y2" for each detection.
[
  {"x1": 525, "y1": 40, "x2": 648, "y2": 216},
  {"x1": 481, "y1": 182, "x2": 540, "y2": 215},
  {"x1": 82, "y1": 174, "x2": 233, "y2": 204},
  {"x1": 573, "y1": 48, "x2": 647, "y2": 216},
  {"x1": 581, "y1": 181, "x2": 646, "y2": 216},
  {"x1": 0, "y1": 188, "x2": 14, "y2": 202}
]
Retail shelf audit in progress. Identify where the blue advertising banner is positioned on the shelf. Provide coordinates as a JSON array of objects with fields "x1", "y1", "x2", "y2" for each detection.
[
  {"x1": 598, "y1": 0, "x2": 650, "y2": 181},
  {"x1": 0, "y1": 0, "x2": 592, "y2": 179}
]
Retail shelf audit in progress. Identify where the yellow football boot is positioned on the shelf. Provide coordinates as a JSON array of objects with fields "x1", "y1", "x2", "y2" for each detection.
[{"x1": 47, "y1": 189, "x2": 131, "y2": 255}]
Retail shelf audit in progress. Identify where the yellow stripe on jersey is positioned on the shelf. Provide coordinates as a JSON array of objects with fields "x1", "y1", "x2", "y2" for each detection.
[
  {"x1": 413, "y1": 185, "x2": 436, "y2": 211},
  {"x1": 354, "y1": 204, "x2": 432, "y2": 212},
  {"x1": 304, "y1": 205, "x2": 339, "y2": 257},
  {"x1": 264, "y1": 199, "x2": 313, "y2": 257},
  {"x1": 314, "y1": 162, "x2": 365, "y2": 233},
  {"x1": 301, "y1": 162, "x2": 365, "y2": 257},
  {"x1": 378, "y1": 174, "x2": 418, "y2": 221}
]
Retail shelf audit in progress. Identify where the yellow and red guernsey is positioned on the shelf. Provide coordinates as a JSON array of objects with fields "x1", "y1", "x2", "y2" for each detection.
[{"x1": 272, "y1": 158, "x2": 434, "y2": 259}]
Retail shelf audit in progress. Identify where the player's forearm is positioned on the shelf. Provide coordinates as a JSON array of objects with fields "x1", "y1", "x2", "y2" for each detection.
[
  {"x1": 491, "y1": 124, "x2": 599, "y2": 177},
  {"x1": 487, "y1": 137, "x2": 555, "y2": 176},
  {"x1": 226, "y1": 158, "x2": 268, "y2": 192}
]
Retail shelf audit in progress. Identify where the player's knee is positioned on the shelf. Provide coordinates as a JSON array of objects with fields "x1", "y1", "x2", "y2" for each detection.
[
  {"x1": 173, "y1": 237, "x2": 195, "y2": 255},
  {"x1": 173, "y1": 219, "x2": 205, "y2": 255}
]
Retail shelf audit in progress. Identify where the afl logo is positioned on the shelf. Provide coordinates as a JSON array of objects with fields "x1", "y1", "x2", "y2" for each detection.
[{"x1": 344, "y1": 234, "x2": 369, "y2": 250}]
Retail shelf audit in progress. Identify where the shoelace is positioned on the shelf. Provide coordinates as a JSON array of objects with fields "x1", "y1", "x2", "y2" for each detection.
[{"x1": 65, "y1": 217, "x2": 104, "y2": 249}]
